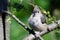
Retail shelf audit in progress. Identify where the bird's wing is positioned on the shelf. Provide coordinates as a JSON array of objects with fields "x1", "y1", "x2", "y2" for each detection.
[{"x1": 41, "y1": 15, "x2": 46, "y2": 24}]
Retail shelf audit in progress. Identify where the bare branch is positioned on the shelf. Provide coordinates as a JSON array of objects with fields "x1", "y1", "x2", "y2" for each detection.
[
  {"x1": 24, "y1": 20, "x2": 60, "y2": 40},
  {"x1": 2, "y1": 11, "x2": 36, "y2": 36},
  {"x1": 3, "y1": 11, "x2": 32, "y2": 31},
  {"x1": 2, "y1": 11, "x2": 60, "y2": 40}
]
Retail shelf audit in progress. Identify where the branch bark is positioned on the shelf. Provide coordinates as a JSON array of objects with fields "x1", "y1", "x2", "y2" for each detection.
[
  {"x1": 24, "y1": 21, "x2": 60, "y2": 40},
  {"x1": 2, "y1": 11, "x2": 60, "y2": 40}
]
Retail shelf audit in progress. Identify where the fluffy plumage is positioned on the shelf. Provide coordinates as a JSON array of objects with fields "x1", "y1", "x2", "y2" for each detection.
[{"x1": 28, "y1": 5, "x2": 47, "y2": 32}]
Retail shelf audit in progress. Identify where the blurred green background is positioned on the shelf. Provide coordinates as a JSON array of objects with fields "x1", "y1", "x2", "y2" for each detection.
[{"x1": 10, "y1": 0, "x2": 60, "y2": 40}]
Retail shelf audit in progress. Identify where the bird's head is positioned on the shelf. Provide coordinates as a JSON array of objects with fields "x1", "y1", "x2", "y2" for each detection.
[{"x1": 32, "y1": 5, "x2": 42, "y2": 17}]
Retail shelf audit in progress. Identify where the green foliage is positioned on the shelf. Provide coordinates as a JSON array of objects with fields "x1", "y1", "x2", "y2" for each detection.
[
  {"x1": 10, "y1": 0, "x2": 60, "y2": 40},
  {"x1": 10, "y1": 18, "x2": 29, "y2": 40},
  {"x1": 10, "y1": 0, "x2": 33, "y2": 40},
  {"x1": 34, "y1": 0, "x2": 50, "y2": 11}
]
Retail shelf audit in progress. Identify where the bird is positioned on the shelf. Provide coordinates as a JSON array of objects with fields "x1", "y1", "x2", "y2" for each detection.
[{"x1": 28, "y1": 5, "x2": 47, "y2": 32}]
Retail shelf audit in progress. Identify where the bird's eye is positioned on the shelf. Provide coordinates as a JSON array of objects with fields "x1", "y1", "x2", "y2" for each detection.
[{"x1": 38, "y1": 11, "x2": 39, "y2": 13}]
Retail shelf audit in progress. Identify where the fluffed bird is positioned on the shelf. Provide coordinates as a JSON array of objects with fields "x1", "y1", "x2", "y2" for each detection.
[{"x1": 28, "y1": 5, "x2": 47, "y2": 32}]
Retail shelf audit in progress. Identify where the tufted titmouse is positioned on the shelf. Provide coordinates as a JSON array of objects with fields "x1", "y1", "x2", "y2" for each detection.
[{"x1": 28, "y1": 5, "x2": 47, "y2": 32}]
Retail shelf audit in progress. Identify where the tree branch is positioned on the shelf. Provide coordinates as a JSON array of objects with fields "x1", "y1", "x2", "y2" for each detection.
[
  {"x1": 24, "y1": 20, "x2": 60, "y2": 40},
  {"x1": 2, "y1": 11, "x2": 60, "y2": 40},
  {"x1": 2, "y1": 10, "x2": 36, "y2": 36}
]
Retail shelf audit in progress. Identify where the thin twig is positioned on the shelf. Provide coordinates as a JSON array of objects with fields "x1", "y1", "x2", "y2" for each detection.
[
  {"x1": 2, "y1": 11, "x2": 60, "y2": 40},
  {"x1": 3, "y1": 11, "x2": 36, "y2": 36}
]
